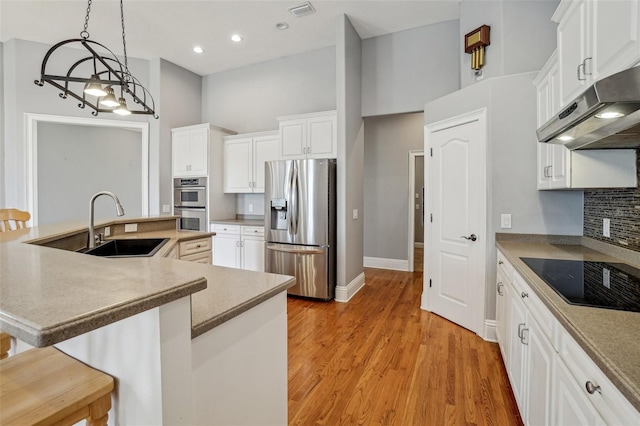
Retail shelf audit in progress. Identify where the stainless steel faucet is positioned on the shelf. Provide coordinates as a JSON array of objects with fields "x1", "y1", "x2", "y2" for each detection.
[{"x1": 88, "y1": 191, "x2": 125, "y2": 248}]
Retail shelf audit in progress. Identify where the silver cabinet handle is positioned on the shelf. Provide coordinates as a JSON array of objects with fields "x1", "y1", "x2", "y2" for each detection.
[
  {"x1": 518, "y1": 323, "x2": 526, "y2": 339},
  {"x1": 461, "y1": 234, "x2": 477, "y2": 241},
  {"x1": 521, "y1": 292, "x2": 528, "y2": 298},
  {"x1": 577, "y1": 63, "x2": 585, "y2": 81},
  {"x1": 498, "y1": 260, "x2": 504, "y2": 265},
  {"x1": 583, "y1": 57, "x2": 592, "y2": 76},
  {"x1": 585, "y1": 381, "x2": 601, "y2": 394},
  {"x1": 520, "y1": 327, "x2": 529, "y2": 345},
  {"x1": 497, "y1": 282, "x2": 504, "y2": 296}
]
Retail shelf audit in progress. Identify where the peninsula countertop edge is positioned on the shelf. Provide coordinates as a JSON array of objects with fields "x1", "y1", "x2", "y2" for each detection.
[{"x1": 0, "y1": 216, "x2": 295, "y2": 347}]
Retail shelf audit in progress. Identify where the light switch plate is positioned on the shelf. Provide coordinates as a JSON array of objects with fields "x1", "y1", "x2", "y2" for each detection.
[
  {"x1": 124, "y1": 223, "x2": 138, "y2": 233},
  {"x1": 500, "y1": 214, "x2": 512, "y2": 229},
  {"x1": 104, "y1": 226, "x2": 111, "y2": 237},
  {"x1": 603, "y1": 218, "x2": 610, "y2": 237},
  {"x1": 162, "y1": 204, "x2": 171, "y2": 213},
  {"x1": 352, "y1": 209, "x2": 359, "y2": 220},
  {"x1": 248, "y1": 204, "x2": 254, "y2": 213}
]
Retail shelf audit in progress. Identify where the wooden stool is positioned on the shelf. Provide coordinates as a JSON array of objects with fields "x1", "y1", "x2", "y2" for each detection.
[
  {"x1": 0, "y1": 346, "x2": 114, "y2": 425},
  {"x1": 0, "y1": 333, "x2": 10, "y2": 360}
]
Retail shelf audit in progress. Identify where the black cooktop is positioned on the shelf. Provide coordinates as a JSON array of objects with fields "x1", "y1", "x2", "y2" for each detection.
[{"x1": 520, "y1": 258, "x2": 640, "y2": 313}]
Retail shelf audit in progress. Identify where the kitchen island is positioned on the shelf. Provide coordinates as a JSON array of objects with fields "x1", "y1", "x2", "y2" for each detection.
[{"x1": 0, "y1": 216, "x2": 295, "y2": 425}]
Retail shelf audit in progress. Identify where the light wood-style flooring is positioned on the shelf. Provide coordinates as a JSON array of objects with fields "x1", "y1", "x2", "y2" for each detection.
[{"x1": 287, "y1": 268, "x2": 522, "y2": 425}]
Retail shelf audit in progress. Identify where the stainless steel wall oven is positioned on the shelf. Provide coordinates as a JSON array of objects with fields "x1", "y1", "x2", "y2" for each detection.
[{"x1": 174, "y1": 177, "x2": 207, "y2": 232}]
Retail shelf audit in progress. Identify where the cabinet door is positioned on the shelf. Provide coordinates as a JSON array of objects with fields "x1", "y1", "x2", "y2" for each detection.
[
  {"x1": 253, "y1": 135, "x2": 280, "y2": 193},
  {"x1": 508, "y1": 292, "x2": 528, "y2": 416},
  {"x1": 524, "y1": 317, "x2": 554, "y2": 426},
  {"x1": 223, "y1": 137, "x2": 253, "y2": 193},
  {"x1": 213, "y1": 234, "x2": 241, "y2": 268},
  {"x1": 172, "y1": 130, "x2": 191, "y2": 176},
  {"x1": 549, "y1": 145, "x2": 569, "y2": 189},
  {"x1": 188, "y1": 127, "x2": 209, "y2": 176},
  {"x1": 280, "y1": 119, "x2": 307, "y2": 159},
  {"x1": 553, "y1": 359, "x2": 606, "y2": 425},
  {"x1": 241, "y1": 236, "x2": 265, "y2": 272},
  {"x1": 557, "y1": 0, "x2": 590, "y2": 106},
  {"x1": 496, "y1": 269, "x2": 510, "y2": 364},
  {"x1": 307, "y1": 114, "x2": 337, "y2": 159},
  {"x1": 592, "y1": 0, "x2": 640, "y2": 81},
  {"x1": 537, "y1": 143, "x2": 552, "y2": 190}
]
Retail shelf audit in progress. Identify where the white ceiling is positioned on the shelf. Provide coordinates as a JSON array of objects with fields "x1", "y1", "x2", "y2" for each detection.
[{"x1": 0, "y1": 0, "x2": 460, "y2": 76}]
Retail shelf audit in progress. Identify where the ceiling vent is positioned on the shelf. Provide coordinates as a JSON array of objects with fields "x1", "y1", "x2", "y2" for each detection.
[{"x1": 288, "y1": 2, "x2": 316, "y2": 18}]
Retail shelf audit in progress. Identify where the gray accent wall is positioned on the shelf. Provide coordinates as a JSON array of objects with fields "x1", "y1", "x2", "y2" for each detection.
[
  {"x1": 361, "y1": 20, "x2": 460, "y2": 117},
  {"x1": 0, "y1": 41, "x2": 4, "y2": 208},
  {"x1": 459, "y1": 0, "x2": 559, "y2": 88},
  {"x1": 424, "y1": 72, "x2": 583, "y2": 321},
  {"x1": 363, "y1": 113, "x2": 424, "y2": 260},
  {"x1": 150, "y1": 58, "x2": 203, "y2": 215},
  {"x1": 337, "y1": 15, "x2": 365, "y2": 289},
  {"x1": 201, "y1": 47, "x2": 336, "y2": 134},
  {"x1": 37, "y1": 123, "x2": 143, "y2": 225},
  {"x1": 414, "y1": 155, "x2": 425, "y2": 244}
]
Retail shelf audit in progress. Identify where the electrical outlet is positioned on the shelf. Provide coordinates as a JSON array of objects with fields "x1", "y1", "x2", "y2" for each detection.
[
  {"x1": 352, "y1": 209, "x2": 359, "y2": 220},
  {"x1": 162, "y1": 204, "x2": 171, "y2": 213},
  {"x1": 248, "y1": 204, "x2": 254, "y2": 213},
  {"x1": 104, "y1": 226, "x2": 111, "y2": 237},
  {"x1": 603, "y1": 218, "x2": 610, "y2": 237},
  {"x1": 124, "y1": 223, "x2": 138, "y2": 233},
  {"x1": 501, "y1": 214, "x2": 512, "y2": 229}
]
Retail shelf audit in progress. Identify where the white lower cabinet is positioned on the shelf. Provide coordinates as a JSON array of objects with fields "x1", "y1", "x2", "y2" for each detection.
[
  {"x1": 496, "y1": 249, "x2": 640, "y2": 426},
  {"x1": 212, "y1": 224, "x2": 264, "y2": 272}
]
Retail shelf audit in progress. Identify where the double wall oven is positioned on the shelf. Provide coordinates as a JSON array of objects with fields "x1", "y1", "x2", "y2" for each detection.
[{"x1": 174, "y1": 177, "x2": 207, "y2": 231}]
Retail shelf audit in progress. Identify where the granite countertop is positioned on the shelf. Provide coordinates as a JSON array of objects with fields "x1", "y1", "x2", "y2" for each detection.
[
  {"x1": 0, "y1": 217, "x2": 294, "y2": 347},
  {"x1": 496, "y1": 235, "x2": 640, "y2": 411}
]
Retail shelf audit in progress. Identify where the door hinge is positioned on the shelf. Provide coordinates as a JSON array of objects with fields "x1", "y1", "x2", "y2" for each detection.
[
  {"x1": 429, "y1": 279, "x2": 432, "y2": 288},
  {"x1": 430, "y1": 148, "x2": 433, "y2": 157},
  {"x1": 430, "y1": 213, "x2": 433, "y2": 223}
]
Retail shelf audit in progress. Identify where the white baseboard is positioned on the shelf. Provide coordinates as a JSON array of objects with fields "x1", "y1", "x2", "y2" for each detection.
[
  {"x1": 484, "y1": 319, "x2": 497, "y2": 342},
  {"x1": 414, "y1": 242, "x2": 424, "y2": 248},
  {"x1": 363, "y1": 257, "x2": 409, "y2": 271},
  {"x1": 335, "y1": 272, "x2": 365, "y2": 303}
]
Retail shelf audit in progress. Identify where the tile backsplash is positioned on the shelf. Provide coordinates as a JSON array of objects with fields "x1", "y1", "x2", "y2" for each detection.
[{"x1": 583, "y1": 150, "x2": 640, "y2": 253}]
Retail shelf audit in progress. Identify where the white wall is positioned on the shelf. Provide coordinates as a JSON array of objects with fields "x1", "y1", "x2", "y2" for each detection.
[
  {"x1": 0, "y1": 41, "x2": 5, "y2": 208},
  {"x1": 459, "y1": 0, "x2": 559, "y2": 88},
  {"x1": 362, "y1": 20, "x2": 460, "y2": 117},
  {"x1": 201, "y1": 47, "x2": 336, "y2": 134},
  {"x1": 2, "y1": 39, "x2": 151, "y2": 214},
  {"x1": 363, "y1": 113, "x2": 424, "y2": 260},
  {"x1": 424, "y1": 72, "x2": 583, "y2": 321},
  {"x1": 336, "y1": 15, "x2": 365, "y2": 295}
]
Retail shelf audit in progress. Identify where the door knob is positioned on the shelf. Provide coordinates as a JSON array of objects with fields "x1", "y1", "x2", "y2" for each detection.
[{"x1": 461, "y1": 234, "x2": 477, "y2": 242}]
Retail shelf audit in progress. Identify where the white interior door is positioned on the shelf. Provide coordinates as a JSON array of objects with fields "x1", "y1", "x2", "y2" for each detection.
[{"x1": 424, "y1": 110, "x2": 486, "y2": 334}]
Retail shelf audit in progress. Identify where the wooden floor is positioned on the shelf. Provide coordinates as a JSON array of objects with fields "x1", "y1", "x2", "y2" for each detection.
[{"x1": 287, "y1": 268, "x2": 522, "y2": 426}]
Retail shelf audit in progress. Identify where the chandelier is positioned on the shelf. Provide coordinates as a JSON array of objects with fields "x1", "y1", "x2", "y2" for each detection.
[{"x1": 34, "y1": 0, "x2": 158, "y2": 118}]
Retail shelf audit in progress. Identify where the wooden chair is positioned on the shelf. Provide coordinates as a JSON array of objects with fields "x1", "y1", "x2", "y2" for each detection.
[
  {"x1": 0, "y1": 333, "x2": 10, "y2": 360},
  {"x1": 0, "y1": 208, "x2": 31, "y2": 232},
  {"x1": 0, "y1": 346, "x2": 114, "y2": 425}
]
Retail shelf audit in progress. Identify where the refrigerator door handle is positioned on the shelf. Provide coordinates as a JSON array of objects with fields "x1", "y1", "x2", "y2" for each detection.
[
  {"x1": 287, "y1": 162, "x2": 295, "y2": 235},
  {"x1": 291, "y1": 161, "x2": 299, "y2": 236},
  {"x1": 266, "y1": 245, "x2": 325, "y2": 255}
]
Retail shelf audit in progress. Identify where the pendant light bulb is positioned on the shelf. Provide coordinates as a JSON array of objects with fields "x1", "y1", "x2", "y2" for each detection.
[
  {"x1": 84, "y1": 74, "x2": 107, "y2": 97},
  {"x1": 113, "y1": 97, "x2": 132, "y2": 116},
  {"x1": 99, "y1": 86, "x2": 120, "y2": 108}
]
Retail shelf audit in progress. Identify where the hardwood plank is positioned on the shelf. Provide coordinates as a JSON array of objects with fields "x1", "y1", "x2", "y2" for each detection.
[{"x1": 288, "y1": 268, "x2": 522, "y2": 425}]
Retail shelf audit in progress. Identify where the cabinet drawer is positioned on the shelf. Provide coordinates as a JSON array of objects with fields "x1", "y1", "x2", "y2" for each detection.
[
  {"x1": 212, "y1": 224, "x2": 241, "y2": 234},
  {"x1": 180, "y1": 251, "x2": 212, "y2": 264},
  {"x1": 179, "y1": 237, "x2": 212, "y2": 256},
  {"x1": 559, "y1": 328, "x2": 640, "y2": 425},
  {"x1": 497, "y1": 250, "x2": 514, "y2": 283},
  {"x1": 242, "y1": 226, "x2": 264, "y2": 237},
  {"x1": 513, "y1": 272, "x2": 556, "y2": 346}
]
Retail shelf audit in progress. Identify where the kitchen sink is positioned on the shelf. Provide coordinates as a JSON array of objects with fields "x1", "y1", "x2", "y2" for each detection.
[{"x1": 83, "y1": 238, "x2": 169, "y2": 258}]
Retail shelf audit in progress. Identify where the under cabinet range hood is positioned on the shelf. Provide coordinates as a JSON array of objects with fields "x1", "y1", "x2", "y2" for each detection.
[{"x1": 537, "y1": 66, "x2": 640, "y2": 150}]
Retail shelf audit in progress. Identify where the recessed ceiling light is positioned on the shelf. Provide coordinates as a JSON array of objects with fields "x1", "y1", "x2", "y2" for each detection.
[
  {"x1": 231, "y1": 34, "x2": 243, "y2": 43},
  {"x1": 276, "y1": 22, "x2": 289, "y2": 30},
  {"x1": 595, "y1": 111, "x2": 625, "y2": 119},
  {"x1": 193, "y1": 46, "x2": 204, "y2": 54},
  {"x1": 557, "y1": 135, "x2": 575, "y2": 142}
]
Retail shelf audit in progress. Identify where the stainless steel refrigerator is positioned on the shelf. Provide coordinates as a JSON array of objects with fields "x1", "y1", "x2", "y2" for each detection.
[{"x1": 265, "y1": 158, "x2": 336, "y2": 300}]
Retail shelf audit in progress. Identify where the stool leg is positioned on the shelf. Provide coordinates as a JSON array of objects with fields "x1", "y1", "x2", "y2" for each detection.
[{"x1": 87, "y1": 393, "x2": 112, "y2": 426}]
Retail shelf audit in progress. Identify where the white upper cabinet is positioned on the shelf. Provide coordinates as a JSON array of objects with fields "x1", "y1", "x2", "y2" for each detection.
[
  {"x1": 278, "y1": 110, "x2": 337, "y2": 160},
  {"x1": 554, "y1": 0, "x2": 640, "y2": 106},
  {"x1": 223, "y1": 131, "x2": 280, "y2": 193},
  {"x1": 172, "y1": 126, "x2": 209, "y2": 177}
]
